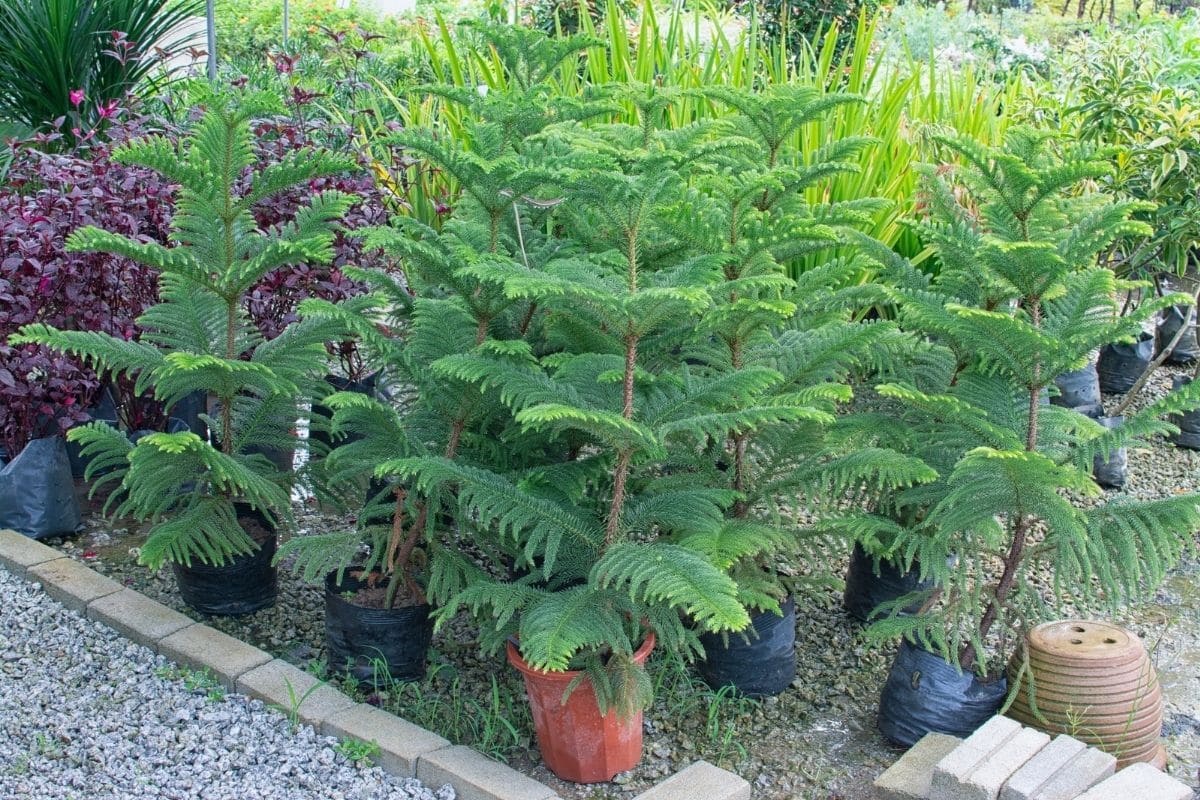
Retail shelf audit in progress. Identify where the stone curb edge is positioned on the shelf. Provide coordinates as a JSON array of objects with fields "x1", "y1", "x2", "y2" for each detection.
[{"x1": 0, "y1": 529, "x2": 751, "y2": 800}]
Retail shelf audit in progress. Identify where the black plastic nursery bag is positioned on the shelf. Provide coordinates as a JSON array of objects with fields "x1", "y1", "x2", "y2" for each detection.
[
  {"x1": 1097, "y1": 333, "x2": 1155, "y2": 394},
  {"x1": 0, "y1": 436, "x2": 82, "y2": 539},
  {"x1": 1051, "y1": 361, "x2": 1103, "y2": 417},
  {"x1": 877, "y1": 639, "x2": 1007, "y2": 747},
  {"x1": 1157, "y1": 305, "x2": 1200, "y2": 365}
]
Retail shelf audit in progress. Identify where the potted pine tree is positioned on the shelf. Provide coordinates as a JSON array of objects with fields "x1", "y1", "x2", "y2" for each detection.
[
  {"x1": 14, "y1": 94, "x2": 355, "y2": 615},
  {"x1": 859, "y1": 129, "x2": 1200, "y2": 746},
  {"x1": 275, "y1": 25, "x2": 601, "y2": 686},
  {"x1": 677, "y1": 85, "x2": 933, "y2": 696},
  {"x1": 387, "y1": 90, "x2": 797, "y2": 783},
  {"x1": 277, "y1": 159, "x2": 561, "y2": 684}
]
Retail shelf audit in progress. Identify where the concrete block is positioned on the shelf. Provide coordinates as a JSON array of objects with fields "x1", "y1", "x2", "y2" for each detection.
[
  {"x1": 930, "y1": 716, "x2": 1022, "y2": 800},
  {"x1": 1028, "y1": 747, "x2": 1116, "y2": 800},
  {"x1": 1001, "y1": 734, "x2": 1087, "y2": 800},
  {"x1": 634, "y1": 760, "x2": 750, "y2": 800},
  {"x1": 416, "y1": 745, "x2": 558, "y2": 800},
  {"x1": 27, "y1": 557, "x2": 123, "y2": 613},
  {"x1": 236, "y1": 659, "x2": 355, "y2": 729},
  {"x1": 1074, "y1": 762, "x2": 1192, "y2": 800},
  {"x1": 960, "y1": 727, "x2": 1050, "y2": 800},
  {"x1": 157, "y1": 624, "x2": 271, "y2": 688},
  {"x1": 874, "y1": 733, "x2": 963, "y2": 800},
  {"x1": 321, "y1": 704, "x2": 450, "y2": 777},
  {"x1": 87, "y1": 589, "x2": 194, "y2": 646},
  {"x1": 0, "y1": 529, "x2": 63, "y2": 576}
]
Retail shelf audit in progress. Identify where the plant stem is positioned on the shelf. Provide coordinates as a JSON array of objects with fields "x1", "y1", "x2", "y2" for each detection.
[
  {"x1": 386, "y1": 315, "x2": 492, "y2": 606},
  {"x1": 220, "y1": 114, "x2": 237, "y2": 456},
  {"x1": 729, "y1": 335, "x2": 748, "y2": 518},
  {"x1": 605, "y1": 229, "x2": 641, "y2": 545},
  {"x1": 961, "y1": 302, "x2": 1042, "y2": 671},
  {"x1": 221, "y1": 300, "x2": 236, "y2": 456}
]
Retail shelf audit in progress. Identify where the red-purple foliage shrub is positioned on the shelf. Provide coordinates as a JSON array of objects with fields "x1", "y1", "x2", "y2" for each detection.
[
  {"x1": 0, "y1": 113, "x2": 391, "y2": 454},
  {"x1": 0, "y1": 119, "x2": 175, "y2": 454},
  {"x1": 243, "y1": 117, "x2": 392, "y2": 347}
]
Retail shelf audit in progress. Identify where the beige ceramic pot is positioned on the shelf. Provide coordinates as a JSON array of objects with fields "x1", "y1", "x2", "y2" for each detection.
[{"x1": 1007, "y1": 620, "x2": 1165, "y2": 769}]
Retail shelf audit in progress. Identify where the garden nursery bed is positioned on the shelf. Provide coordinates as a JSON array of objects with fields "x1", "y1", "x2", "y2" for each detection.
[
  {"x1": 9, "y1": 1, "x2": 1200, "y2": 796},
  {"x1": 47, "y1": 367, "x2": 1200, "y2": 800}
]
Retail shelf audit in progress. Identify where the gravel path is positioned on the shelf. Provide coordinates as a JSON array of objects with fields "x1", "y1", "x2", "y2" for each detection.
[{"x1": 0, "y1": 566, "x2": 455, "y2": 800}]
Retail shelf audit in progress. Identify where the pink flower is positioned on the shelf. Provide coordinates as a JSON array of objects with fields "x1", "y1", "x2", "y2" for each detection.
[
  {"x1": 69, "y1": 88, "x2": 85, "y2": 107},
  {"x1": 96, "y1": 99, "x2": 119, "y2": 120}
]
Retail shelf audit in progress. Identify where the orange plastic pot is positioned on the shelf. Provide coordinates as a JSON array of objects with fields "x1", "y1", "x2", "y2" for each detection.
[{"x1": 506, "y1": 633, "x2": 655, "y2": 783}]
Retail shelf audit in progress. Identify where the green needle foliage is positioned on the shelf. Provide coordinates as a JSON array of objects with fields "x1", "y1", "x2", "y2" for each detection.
[
  {"x1": 275, "y1": 29, "x2": 596, "y2": 612},
  {"x1": 357, "y1": 83, "x2": 820, "y2": 718},
  {"x1": 664, "y1": 84, "x2": 923, "y2": 612},
  {"x1": 856, "y1": 128, "x2": 1200, "y2": 676},
  {"x1": 13, "y1": 93, "x2": 355, "y2": 569}
]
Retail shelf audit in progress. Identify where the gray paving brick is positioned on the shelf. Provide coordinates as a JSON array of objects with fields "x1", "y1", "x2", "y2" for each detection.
[
  {"x1": 1074, "y1": 762, "x2": 1192, "y2": 800},
  {"x1": 0, "y1": 529, "x2": 62, "y2": 576},
  {"x1": 236, "y1": 659, "x2": 355, "y2": 729},
  {"x1": 634, "y1": 760, "x2": 750, "y2": 800},
  {"x1": 417, "y1": 745, "x2": 558, "y2": 800},
  {"x1": 1001, "y1": 734, "x2": 1086, "y2": 800},
  {"x1": 960, "y1": 727, "x2": 1049, "y2": 800},
  {"x1": 874, "y1": 733, "x2": 963, "y2": 800},
  {"x1": 1029, "y1": 747, "x2": 1116, "y2": 800},
  {"x1": 27, "y1": 557, "x2": 123, "y2": 612},
  {"x1": 321, "y1": 703, "x2": 451, "y2": 777},
  {"x1": 157, "y1": 624, "x2": 271, "y2": 688},
  {"x1": 87, "y1": 588, "x2": 194, "y2": 646},
  {"x1": 930, "y1": 716, "x2": 1022, "y2": 800}
]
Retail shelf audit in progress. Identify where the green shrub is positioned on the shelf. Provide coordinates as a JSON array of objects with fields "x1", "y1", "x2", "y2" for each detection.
[
  {"x1": 853, "y1": 128, "x2": 1200, "y2": 674},
  {"x1": 13, "y1": 92, "x2": 355, "y2": 569},
  {"x1": 754, "y1": 0, "x2": 882, "y2": 60},
  {"x1": 0, "y1": 0, "x2": 202, "y2": 141}
]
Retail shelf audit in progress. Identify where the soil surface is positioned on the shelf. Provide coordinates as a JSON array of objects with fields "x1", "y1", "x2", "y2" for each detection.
[{"x1": 48, "y1": 365, "x2": 1200, "y2": 800}]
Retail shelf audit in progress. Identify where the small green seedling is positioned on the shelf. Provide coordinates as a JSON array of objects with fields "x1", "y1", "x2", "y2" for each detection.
[
  {"x1": 334, "y1": 738, "x2": 380, "y2": 765},
  {"x1": 155, "y1": 664, "x2": 226, "y2": 702},
  {"x1": 270, "y1": 676, "x2": 324, "y2": 732}
]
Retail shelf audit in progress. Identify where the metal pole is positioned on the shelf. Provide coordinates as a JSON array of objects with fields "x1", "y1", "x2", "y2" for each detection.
[
  {"x1": 206, "y1": 0, "x2": 217, "y2": 81},
  {"x1": 282, "y1": 0, "x2": 289, "y2": 50}
]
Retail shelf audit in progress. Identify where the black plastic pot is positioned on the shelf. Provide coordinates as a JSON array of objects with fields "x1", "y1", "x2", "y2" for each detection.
[
  {"x1": 1051, "y1": 361, "x2": 1103, "y2": 418},
  {"x1": 171, "y1": 390, "x2": 209, "y2": 436},
  {"x1": 325, "y1": 571, "x2": 434, "y2": 686},
  {"x1": 129, "y1": 416, "x2": 190, "y2": 444},
  {"x1": 1170, "y1": 376, "x2": 1200, "y2": 450},
  {"x1": 66, "y1": 386, "x2": 119, "y2": 479},
  {"x1": 843, "y1": 544, "x2": 933, "y2": 623},
  {"x1": 1097, "y1": 333, "x2": 1155, "y2": 394},
  {"x1": 173, "y1": 507, "x2": 277, "y2": 616},
  {"x1": 877, "y1": 639, "x2": 1007, "y2": 747},
  {"x1": 1157, "y1": 305, "x2": 1200, "y2": 365},
  {"x1": 0, "y1": 436, "x2": 82, "y2": 540},
  {"x1": 1093, "y1": 416, "x2": 1128, "y2": 489},
  {"x1": 310, "y1": 373, "x2": 379, "y2": 453},
  {"x1": 697, "y1": 596, "x2": 796, "y2": 698}
]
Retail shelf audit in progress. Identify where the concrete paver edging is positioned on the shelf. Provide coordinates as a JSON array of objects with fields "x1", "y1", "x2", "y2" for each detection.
[
  {"x1": 874, "y1": 716, "x2": 1190, "y2": 800},
  {"x1": 0, "y1": 528, "x2": 750, "y2": 800}
]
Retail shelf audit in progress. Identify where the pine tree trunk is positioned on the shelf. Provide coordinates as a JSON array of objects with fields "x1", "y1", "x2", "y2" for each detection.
[{"x1": 961, "y1": 304, "x2": 1043, "y2": 671}]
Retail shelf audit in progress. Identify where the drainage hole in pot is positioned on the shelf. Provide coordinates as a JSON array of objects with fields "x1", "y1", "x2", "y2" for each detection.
[
  {"x1": 1070, "y1": 639, "x2": 1083, "y2": 644},
  {"x1": 1071, "y1": 625, "x2": 1086, "y2": 633},
  {"x1": 1104, "y1": 637, "x2": 1117, "y2": 643}
]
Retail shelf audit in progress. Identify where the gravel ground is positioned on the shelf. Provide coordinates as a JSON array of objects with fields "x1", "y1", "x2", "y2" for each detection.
[
  {"x1": 44, "y1": 363, "x2": 1200, "y2": 800},
  {"x1": 0, "y1": 566, "x2": 455, "y2": 800}
]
